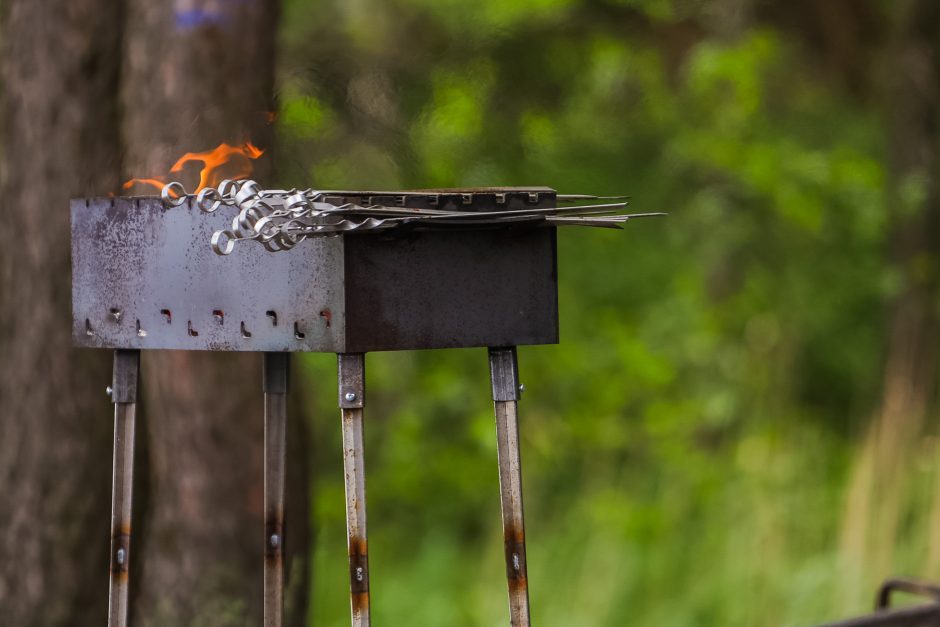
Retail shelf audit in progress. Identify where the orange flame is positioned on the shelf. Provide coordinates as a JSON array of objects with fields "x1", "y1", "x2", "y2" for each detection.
[
  {"x1": 122, "y1": 177, "x2": 167, "y2": 193},
  {"x1": 120, "y1": 141, "x2": 264, "y2": 195},
  {"x1": 171, "y1": 142, "x2": 264, "y2": 191}
]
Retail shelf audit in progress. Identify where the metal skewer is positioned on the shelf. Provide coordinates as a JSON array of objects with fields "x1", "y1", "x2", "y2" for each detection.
[
  {"x1": 338, "y1": 353, "x2": 370, "y2": 627},
  {"x1": 169, "y1": 180, "x2": 665, "y2": 256},
  {"x1": 488, "y1": 347, "x2": 531, "y2": 627},
  {"x1": 325, "y1": 201, "x2": 630, "y2": 220},
  {"x1": 556, "y1": 194, "x2": 630, "y2": 202},
  {"x1": 263, "y1": 353, "x2": 289, "y2": 627},
  {"x1": 107, "y1": 349, "x2": 140, "y2": 627}
]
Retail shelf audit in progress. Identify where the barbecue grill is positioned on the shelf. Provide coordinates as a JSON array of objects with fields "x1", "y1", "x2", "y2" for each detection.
[{"x1": 71, "y1": 183, "x2": 660, "y2": 627}]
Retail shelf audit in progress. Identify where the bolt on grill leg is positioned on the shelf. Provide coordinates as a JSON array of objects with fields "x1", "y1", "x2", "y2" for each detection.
[
  {"x1": 338, "y1": 353, "x2": 370, "y2": 627},
  {"x1": 263, "y1": 353, "x2": 289, "y2": 627},
  {"x1": 108, "y1": 349, "x2": 140, "y2": 627},
  {"x1": 489, "y1": 347, "x2": 531, "y2": 627}
]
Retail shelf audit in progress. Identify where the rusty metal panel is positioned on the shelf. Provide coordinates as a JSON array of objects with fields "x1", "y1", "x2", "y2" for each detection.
[
  {"x1": 71, "y1": 196, "x2": 345, "y2": 351},
  {"x1": 341, "y1": 226, "x2": 558, "y2": 353}
]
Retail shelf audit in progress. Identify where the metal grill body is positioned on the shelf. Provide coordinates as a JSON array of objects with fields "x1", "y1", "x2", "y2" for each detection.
[
  {"x1": 71, "y1": 186, "x2": 617, "y2": 627},
  {"x1": 72, "y1": 192, "x2": 558, "y2": 353}
]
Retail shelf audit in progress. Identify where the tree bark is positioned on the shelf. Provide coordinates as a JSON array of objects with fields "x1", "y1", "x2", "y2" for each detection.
[
  {"x1": 120, "y1": 1, "x2": 307, "y2": 624},
  {"x1": 0, "y1": 1, "x2": 123, "y2": 625},
  {"x1": 879, "y1": 0, "x2": 940, "y2": 448},
  {"x1": 840, "y1": 0, "x2": 940, "y2": 595}
]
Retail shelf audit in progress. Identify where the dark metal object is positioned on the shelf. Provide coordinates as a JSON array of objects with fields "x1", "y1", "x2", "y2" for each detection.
[
  {"x1": 108, "y1": 349, "x2": 140, "y2": 627},
  {"x1": 263, "y1": 353, "x2": 289, "y2": 627},
  {"x1": 71, "y1": 191, "x2": 559, "y2": 353},
  {"x1": 338, "y1": 354, "x2": 370, "y2": 627},
  {"x1": 342, "y1": 227, "x2": 557, "y2": 352},
  {"x1": 338, "y1": 352, "x2": 365, "y2": 409},
  {"x1": 819, "y1": 604, "x2": 940, "y2": 627},
  {"x1": 878, "y1": 578, "x2": 940, "y2": 609},
  {"x1": 820, "y1": 578, "x2": 940, "y2": 627},
  {"x1": 489, "y1": 347, "x2": 531, "y2": 627},
  {"x1": 490, "y1": 347, "x2": 521, "y2": 402}
]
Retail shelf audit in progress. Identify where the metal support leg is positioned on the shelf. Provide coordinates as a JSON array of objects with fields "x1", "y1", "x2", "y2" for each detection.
[
  {"x1": 489, "y1": 346, "x2": 531, "y2": 627},
  {"x1": 108, "y1": 349, "x2": 140, "y2": 627},
  {"x1": 338, "y1": 353, "x2": 370, "y2": 627},
  {"x1": 264, "y1": 353, "x2": 289, "y2": 627}
]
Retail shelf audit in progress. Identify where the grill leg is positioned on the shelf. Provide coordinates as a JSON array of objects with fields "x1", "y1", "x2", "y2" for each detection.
[
  {"x1": 488, "y1": 346, "x2": 531, "y2": 627},
  {"x1": 108, "y1": 349, "x2": 140, "y2": 627},
  {"x1": 338, "y1": 353, "x2": 370, "y2": 627},
  {"x1": 263, "y1": 353, "x2": 289, "y2": 627}
]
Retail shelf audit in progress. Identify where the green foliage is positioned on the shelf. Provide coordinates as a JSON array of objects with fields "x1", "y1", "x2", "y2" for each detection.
[{"x1": 275, "y1": 1, "x2": 933, "y2": 624}]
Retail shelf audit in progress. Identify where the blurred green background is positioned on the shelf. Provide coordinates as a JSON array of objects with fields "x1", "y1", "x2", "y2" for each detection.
[{"x1": 262, "y1": 0, "x2": 939, "y2": 624}]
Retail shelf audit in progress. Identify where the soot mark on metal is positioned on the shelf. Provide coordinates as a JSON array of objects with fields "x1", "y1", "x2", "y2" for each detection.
[
  {"x1": 504, "y1": 524, "x2": 528, "y2": 591},
  {"x1": 110, "y1": 526, "x2": 131, "y2": 576},
  {"x1": 348, "y1": 536, "x2": 369, "y2": 601},
  {"x1": 265, "y1": 515, "x2": 283, "y2": 564}
]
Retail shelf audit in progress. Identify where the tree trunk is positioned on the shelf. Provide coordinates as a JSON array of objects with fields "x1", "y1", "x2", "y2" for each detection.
[
  {"x1": 878, "y1": 0, "x2": 940, "y2": 467},
  {"x1": 120, "y1": 1, "x2": 307, "y2": 624},
  {"x1": 840, "y1": 0, "x2": 940, "y2": 599},
  {"x1": 0, "y1": 1, "x2": 123, "y2": 625}
]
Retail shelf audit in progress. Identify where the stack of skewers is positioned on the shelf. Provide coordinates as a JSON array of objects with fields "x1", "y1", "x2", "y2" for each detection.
[{"x1": 159, "y1": 180, "x2": 664, "y2": 256}]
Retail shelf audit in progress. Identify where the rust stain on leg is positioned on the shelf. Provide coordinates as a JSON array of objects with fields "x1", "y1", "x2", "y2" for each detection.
[
  {"x1": 503, "y1": 524, "x2": 528, "y2": 592},
  {"x1": 110, "y1": 525, "x2": 131, "y2": 577},
  {"x1": 349, "y1": 536, "x2": 370, "y2": 614},
  {"x1": 349, "y1": 537, "x2": 369, "y2": 593}
]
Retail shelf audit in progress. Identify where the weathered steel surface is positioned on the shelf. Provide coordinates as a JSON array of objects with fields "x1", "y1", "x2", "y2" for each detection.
[
  {"x1": 338, "y1": 354, "x2": 370, "y2": 627},
  {"x1": 71, "y1": 196, "x2": 345, "y2": 352},
  {"x1": 108, "y1": 350, "x2": 139, "y2": 627},
  {"x1": 72, "y1": 191, "x2": 559, "y2": 352},
  {"x1": 489, "y1": 347, "x2": 531, "y2": 627},
  {"x1": 263, "y1": 353, "x2": 288, "y2": 627},
  {"x1": 490, "y1": 347, "x2": 522, "y2": 401}
]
